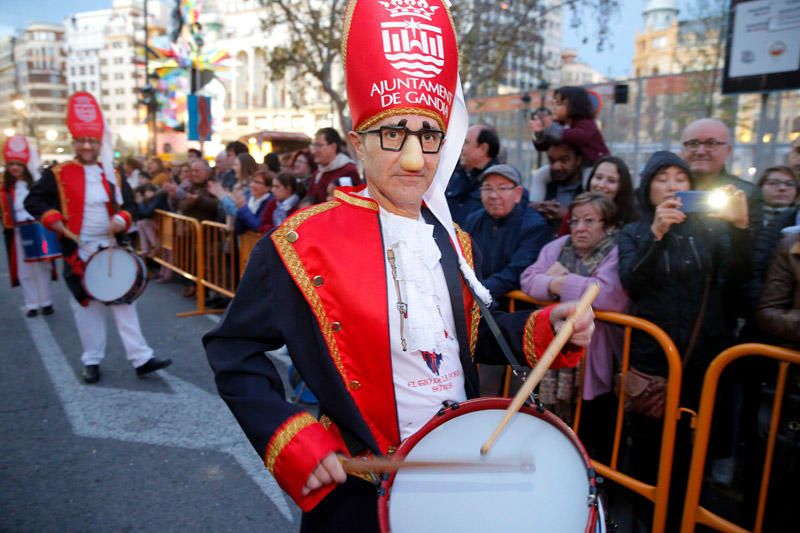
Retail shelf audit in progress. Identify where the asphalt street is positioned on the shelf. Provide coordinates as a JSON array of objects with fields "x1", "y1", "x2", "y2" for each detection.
[{"x1": 0, "y1": 245, "x2": 302, "y2": 532}]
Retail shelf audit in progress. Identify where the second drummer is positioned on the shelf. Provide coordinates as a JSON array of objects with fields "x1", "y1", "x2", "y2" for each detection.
[
  {"x1": 24, "y1": 92, "x2": 171, "y2": 384},
  {"x1": 0, "y1": 135, "x2": 56, "y2": 317}
]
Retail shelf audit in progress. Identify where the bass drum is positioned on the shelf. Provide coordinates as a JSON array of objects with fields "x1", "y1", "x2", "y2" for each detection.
[
  {"x1": 378, "y1": 398, "x2": 601, "y2": 533},
  {"x1": 82, "y1": 247, "x2": 147, "y2": 304}
]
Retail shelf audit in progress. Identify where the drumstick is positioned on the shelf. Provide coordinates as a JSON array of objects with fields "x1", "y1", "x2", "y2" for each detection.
[
  {"x1": 340, "y1": 456, "x2": 532, "y2": 474},
  {"x1": 108, "y1": 226, "x2": 114, "y2": 277},
  {"x1": 480, "y1": 283, "x2": 600, "y2": 456}
]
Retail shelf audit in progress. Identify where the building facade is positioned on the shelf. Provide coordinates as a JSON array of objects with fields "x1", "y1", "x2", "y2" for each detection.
[
  {"x1": 65, "y1": 0, "x2": 169, "y2": 154},
  {"x1": 560, "y1": 49, "x2": 606, "y2": 86},
  {"x1": 12, "y1": 24, "x2": 70, "y2": 162},
  {"x1": 0, "y1": 36, "x2": 17, "y2": 146},
  {"x1": 632, "y1": 0, "x2": 724, "y2": 77},
  {"x1": 199, "y1": 0, "x2": 338, "y2": 150}
]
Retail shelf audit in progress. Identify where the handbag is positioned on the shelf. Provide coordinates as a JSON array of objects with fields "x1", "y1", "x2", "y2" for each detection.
[{"x1": 620, "y1": 275, "x2": 711, "y2": 419}]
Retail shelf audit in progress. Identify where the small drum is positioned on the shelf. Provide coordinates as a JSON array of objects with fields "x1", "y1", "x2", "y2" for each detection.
[
  {"x1": 82, "y1": 247, "x2": 147, "y2": 304},
  {"x1": 18, "y1": 221, "x2": 62, "y2": 262},
  {"x1": 379, "y1": 398, "x2": 600, "y2": 533}
]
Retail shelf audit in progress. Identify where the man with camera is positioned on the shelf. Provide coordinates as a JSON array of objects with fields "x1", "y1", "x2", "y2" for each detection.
[{"x1": 680, "y1": 118, "x2": 762, "y2": 233}]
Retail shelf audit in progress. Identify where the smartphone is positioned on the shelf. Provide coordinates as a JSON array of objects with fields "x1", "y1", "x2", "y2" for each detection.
[{"x1": 675, "y1": 190, "x2": 725, "y2": 213}]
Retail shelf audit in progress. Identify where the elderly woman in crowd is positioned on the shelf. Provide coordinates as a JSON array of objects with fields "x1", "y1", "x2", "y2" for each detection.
[
  {"x1": 758, "y1": 165, "x2": 798, "y2": 227},
  {"x1": 259, "y1": 173, "x2": 302, "y2": 234},
  {"x1": 233, "y1": 170, "x2": 273, "y2": 236},
  {"x1": 520, "y1": 192, "x2": 628, "y2": 458}
]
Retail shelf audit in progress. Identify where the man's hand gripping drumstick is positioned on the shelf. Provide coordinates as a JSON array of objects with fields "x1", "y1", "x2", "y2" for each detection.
[{"x1": 480, "y1": 284, "x2": 599, "y2": 456}]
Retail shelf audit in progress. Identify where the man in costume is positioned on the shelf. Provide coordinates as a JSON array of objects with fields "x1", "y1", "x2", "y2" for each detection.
[
  {"x1": 25, "y1": 92, "x2": 171, "y2": 384},
  {"x1": 1, "y1": 135, "x2": 56, "y2": 317},
  {"x1": 204, "y1": 1, "x2": 594, "y2": 530}
]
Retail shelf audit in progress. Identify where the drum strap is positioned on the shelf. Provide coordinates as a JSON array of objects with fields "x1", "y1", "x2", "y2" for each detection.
[{"x1": 468, "y1": 287, "x2": 529, "y2": 377}]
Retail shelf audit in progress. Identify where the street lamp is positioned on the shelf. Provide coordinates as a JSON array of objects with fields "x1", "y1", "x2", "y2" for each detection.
[
  {"x1": 12, "y1": 98, "x2": 25, "y2": 111},
  {"x1": 45, "y1": 129, "x2": 58, "y2": 141}
]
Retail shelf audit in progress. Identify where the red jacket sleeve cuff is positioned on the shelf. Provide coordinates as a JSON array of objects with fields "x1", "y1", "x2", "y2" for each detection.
[
  {"x1": 265, "y1": 412, "x2": 346, "y2": 512},
  {"x1": 523, "y1": 306, "x2": 584, "y2": 369},
  {"x1": 41, "y1": 209, "x2": 64, "y2": 230},
  {"x1": 116, "y1": 210, "x2": 133, "y2": 230}
]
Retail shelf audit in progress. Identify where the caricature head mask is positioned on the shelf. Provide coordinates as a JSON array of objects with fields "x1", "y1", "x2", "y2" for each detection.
[{"x1": 343, "y1": 0, "x2": 458, "y2": 133}]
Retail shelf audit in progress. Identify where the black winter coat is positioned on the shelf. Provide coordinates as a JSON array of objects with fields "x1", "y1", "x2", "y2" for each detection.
[{"x1": 616, "y1": 152, "x2": 752, "y2": 406}]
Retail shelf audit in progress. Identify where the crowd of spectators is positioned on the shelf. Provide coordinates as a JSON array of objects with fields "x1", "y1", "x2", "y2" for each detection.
[{"x1": 111, "y1": 93, "x2": 799, "y2": 528}]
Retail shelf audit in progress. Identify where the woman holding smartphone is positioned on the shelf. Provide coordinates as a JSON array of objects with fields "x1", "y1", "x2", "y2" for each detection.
[{"x1": 615, "y1": 150, "x2": 750, "y2": 525}]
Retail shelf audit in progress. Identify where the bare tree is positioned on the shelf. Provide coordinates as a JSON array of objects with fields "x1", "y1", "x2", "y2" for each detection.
[
  {"x1": 454, "y1": 0, "x2": 618, "y2": 99},
  {"x1": 259, "y1": 0, "x2": 350, "y2": 135},
  {"x1": 259, "y1": 0, "x2": 618, "y2": 130}
]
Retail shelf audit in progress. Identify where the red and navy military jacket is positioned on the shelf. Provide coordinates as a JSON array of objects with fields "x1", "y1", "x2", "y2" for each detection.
[
  {"x1": 1, "y1": 186, "x2": 21, "y2": 287},
  {"x1": 203, "y1": 185, "x2": 581, "y2": 512},
  {"x1": 24, "y1": 160, "x2": 135, "y2": 238},
  {"x1": 23, "y1": 160, "x2": 136, "y2": 303}
]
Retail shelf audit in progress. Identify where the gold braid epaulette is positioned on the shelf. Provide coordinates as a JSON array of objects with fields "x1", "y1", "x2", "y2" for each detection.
[
  {"x1": 271, "y1": 201, "x2": 348, "y2": 380},
  {"x1": 455, "y1": 225, "x2": 480, "y2": 357},
  {"x1": 52, "y1": 162, "x2": 68, "y2": 220}
]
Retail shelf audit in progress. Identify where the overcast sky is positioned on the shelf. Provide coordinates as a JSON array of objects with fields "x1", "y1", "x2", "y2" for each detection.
[{"x1": 0, "y1": 0, "x2": 695, "y2": 80}]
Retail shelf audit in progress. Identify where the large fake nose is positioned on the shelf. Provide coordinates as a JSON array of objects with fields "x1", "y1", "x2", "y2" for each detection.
[{"x1": 399, "y1": 134, "x2": 424, "y2": 172}]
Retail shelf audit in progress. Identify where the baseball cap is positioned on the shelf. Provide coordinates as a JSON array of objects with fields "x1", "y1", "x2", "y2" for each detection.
[{"x1": 478, "y1": 164, "x2": 521, "y2": 186}]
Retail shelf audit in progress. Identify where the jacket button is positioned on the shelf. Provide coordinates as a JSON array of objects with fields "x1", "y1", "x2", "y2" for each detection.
[
  {"x1": 312, "y1": 275, "x2": 324, "y2": 287},
  {"x1": 349, "y1": 380, "x2": 361, "y2": 390},
  {"x1": 331, "y1": 321, "x2": 342, "y2": 332},
  {"x1": 286, "y1": 230, "x2": 299, "y2": 243}
]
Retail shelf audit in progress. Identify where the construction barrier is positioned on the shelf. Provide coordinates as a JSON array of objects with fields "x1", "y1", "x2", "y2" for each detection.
[
  {"x1": 200, "y1": 220, "x2": 238, "y2": 300},
  {"x1": 151, "y1": 209, "x2": 212, "y2": 317},
  {"x1": 506, "y1": 290, "x2": 683, "y2": 533},
  {"x1": 680, "y1": 343, "x2": 800, "y2": 533}
]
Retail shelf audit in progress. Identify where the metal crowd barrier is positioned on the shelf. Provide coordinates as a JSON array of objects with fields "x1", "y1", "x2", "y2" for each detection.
[
  {"x1": 506, "y1": 290, "x2": 682, "y2": 533},
  {"x1": 237, "y1": 231, "x2": 261, "y2": 275},
  {"x1": 151, "y1": 209, "x2": 211, "y2": 317},
  {"x1": 199, "y1": 220, "x2": 238, "y2": 300},
  {"x1": 680, "y1": 343, "x2": 800, "y2": 533}
]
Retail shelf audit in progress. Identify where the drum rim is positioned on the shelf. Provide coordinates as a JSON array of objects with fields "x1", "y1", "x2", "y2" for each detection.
[{"x1": 377, "y1": 397, "x2": 599, "y2": 533}]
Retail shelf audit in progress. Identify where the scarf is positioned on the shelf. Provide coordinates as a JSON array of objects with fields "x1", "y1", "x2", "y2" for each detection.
[
  {"x1": 558, "y1": 233, "x2": 616, "y2": 276},
  {"x1": 273, "y1": 194, "x2": 299, "y2": 226}
]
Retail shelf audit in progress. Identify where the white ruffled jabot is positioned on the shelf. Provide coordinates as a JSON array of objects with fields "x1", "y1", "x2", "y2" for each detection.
[{"x1": 381, "y1": 210, "x2": 451, "y2": 354}]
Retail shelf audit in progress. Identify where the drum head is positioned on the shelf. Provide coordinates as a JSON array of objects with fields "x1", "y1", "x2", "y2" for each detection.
[
  {"x1": 386, "y1": 406, "x2": 592, "y2": 533},
  {"x1": 83, "y1": 248, "x2": 139, "y2": 303}
]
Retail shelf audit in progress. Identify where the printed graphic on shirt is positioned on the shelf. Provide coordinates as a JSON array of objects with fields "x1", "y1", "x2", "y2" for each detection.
[{"x1": 419, "y1": 350, "x2": 443, "y2": 375}]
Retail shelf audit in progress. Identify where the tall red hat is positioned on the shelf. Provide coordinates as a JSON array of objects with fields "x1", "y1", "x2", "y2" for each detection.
[
  {"x1": 67, "y1": 92, "x2": 104, "y2": 140},
  {"x1": 343, "y1": 0, "x2": 458, "y2": 132},
  {"x1": 2, "y1": 135, "x2": 31, "y2": 165}
]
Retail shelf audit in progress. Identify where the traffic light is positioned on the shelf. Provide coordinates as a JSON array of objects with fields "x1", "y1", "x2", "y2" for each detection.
[
  {"x1": 137, "y1": 84, "x2": 158, "y2": 112},
  {"x1": 613, "y1": 84, "x2": 629, "y2": 105}
]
